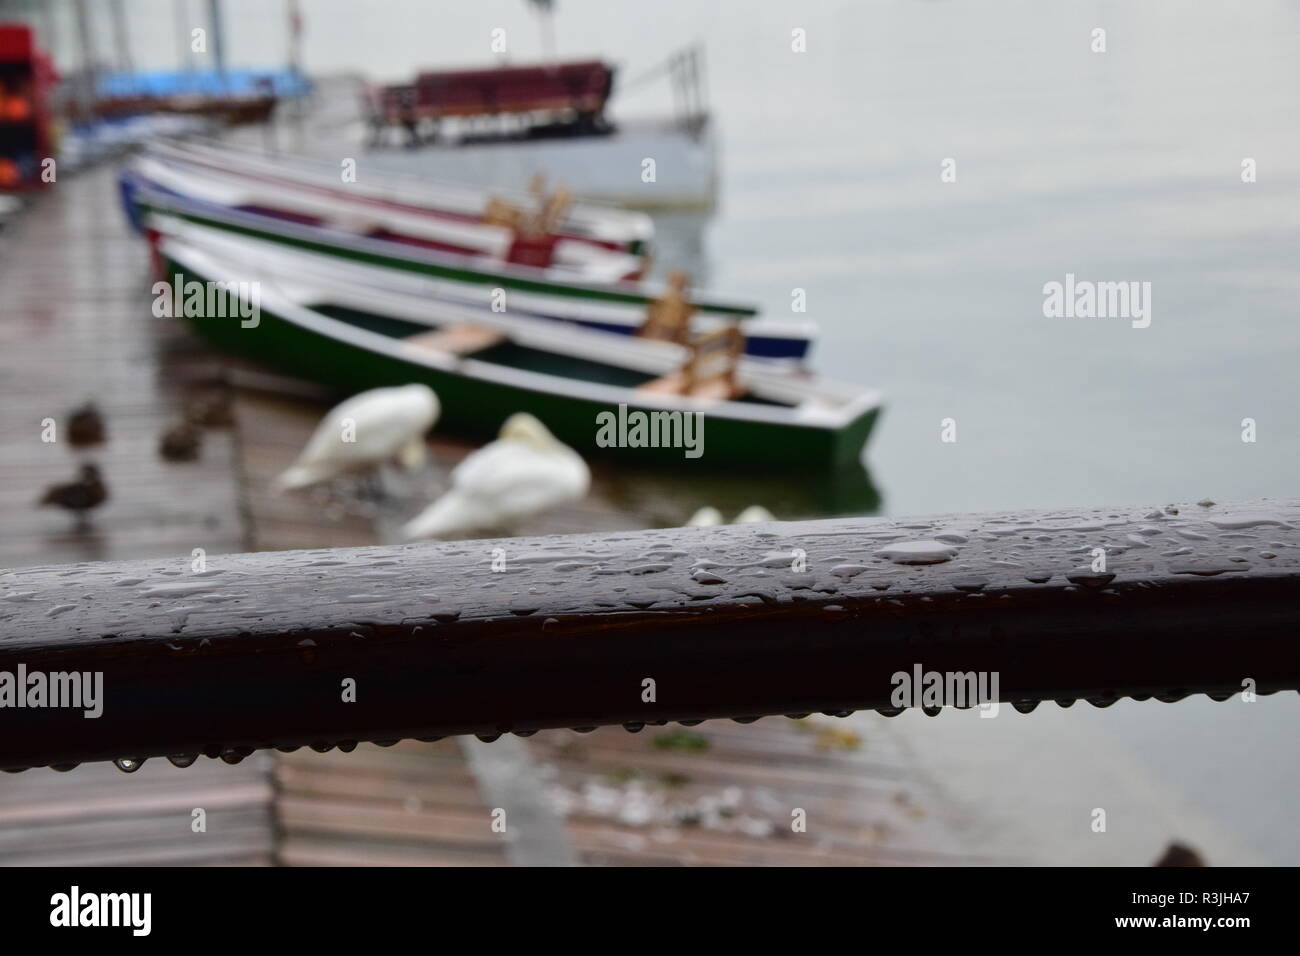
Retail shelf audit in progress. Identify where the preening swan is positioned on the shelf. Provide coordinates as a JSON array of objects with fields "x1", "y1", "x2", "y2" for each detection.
[
  {"x1": 275, "y1": 385, "x2": 440, "y2": 491},
  {"x1": 401, "y1": 412, "x2": 589, "y2": 540}
]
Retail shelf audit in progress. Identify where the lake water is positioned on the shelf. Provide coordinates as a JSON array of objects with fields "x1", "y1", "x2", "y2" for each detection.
[{"x1": 42, "y1": 0, "x2": 1300, "y2": 863}]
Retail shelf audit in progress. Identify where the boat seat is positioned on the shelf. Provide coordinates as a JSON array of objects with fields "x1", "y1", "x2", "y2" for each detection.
[
  {"x1": 404, "y1": 324, "x2": 505, "y2": 356},
  {"x1": 637, "y1": 372, "x2": 742, "y2": 401},
  {"x1": 637, "y1": 324, "x2": 747, "y2": 401}
]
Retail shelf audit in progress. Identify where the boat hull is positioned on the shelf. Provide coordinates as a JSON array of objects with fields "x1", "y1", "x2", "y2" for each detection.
[{"x1": 159, "y1": 257, "x2": 874, "y2": 471}]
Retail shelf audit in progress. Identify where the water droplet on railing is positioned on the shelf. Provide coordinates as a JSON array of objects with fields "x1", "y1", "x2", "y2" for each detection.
[
  {"x1": 167, "y1": 754, "x2": 198, "y2": 768},
  {"x1": 874, "y1": 541, "x2": 959, "y2": 565},
  {"x1": 114, "y1": 757, "x2": 144, "y2": 773},
  {"x1": 1209, "y1": 513, "x2": 1293, "y2": 530}
]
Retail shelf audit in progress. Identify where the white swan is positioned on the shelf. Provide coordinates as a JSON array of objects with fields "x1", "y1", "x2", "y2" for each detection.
[
  {"x1": 275, "y1": 384, "x2": 440, "y2": 491},
  {"x1": 401, "y1": 413, "x2": 589, "y2": 539},
  {"x1": 685, "y1": 506, "x2": 723, "y2": 527},
  {"x1": 685, "y1": 505, "x2": 774, "y2": 526}
]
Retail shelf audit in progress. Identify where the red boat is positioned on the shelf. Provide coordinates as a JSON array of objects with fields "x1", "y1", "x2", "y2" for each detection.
[{"x1": 373, "y1": 59, "x2": 616, "y2": 141}]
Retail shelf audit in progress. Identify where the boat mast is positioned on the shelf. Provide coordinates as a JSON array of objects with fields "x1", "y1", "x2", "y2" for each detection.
[
  {"x1": 528, "y1": 0, "x2": 557, "y2": 63},
  {"x1": 109, "y1": 0, "x2": 133, "y2": 73},
  {"x1": 206, "y1": 0, "x2": 226, "y2": 79},
  {"x1": 70, "y1": 0, "x2": 98, "y2": 121},
  {"x1": 174, "y1": 0, "x2": 193, "y2": 72}
]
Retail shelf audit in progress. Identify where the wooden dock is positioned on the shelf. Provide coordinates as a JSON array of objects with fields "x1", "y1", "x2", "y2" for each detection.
[
  {"x1": 0, "y1": 163, "x2": 272, "y2": 865},
  {"x1": 0, "y1": 153, "x2": 993, "y2": 867}
]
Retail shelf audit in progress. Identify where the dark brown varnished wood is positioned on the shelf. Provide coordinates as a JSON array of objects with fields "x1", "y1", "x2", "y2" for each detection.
[{"x1": 1, "y1": 498, "x2": 1296, "y2": 771}]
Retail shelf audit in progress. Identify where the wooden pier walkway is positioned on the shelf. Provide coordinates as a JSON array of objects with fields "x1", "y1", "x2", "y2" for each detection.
[
  {"x1": 0, "y1": 155, "x2": 994, "y2": 867},
  {"x1": 0, "y1": 163, "x2": 272, "y2": 865}
]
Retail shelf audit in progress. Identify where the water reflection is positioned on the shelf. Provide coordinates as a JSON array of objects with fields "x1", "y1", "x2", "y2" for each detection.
[{"x1": 592, "y1": 458, "x2": 881, "y2": 527}]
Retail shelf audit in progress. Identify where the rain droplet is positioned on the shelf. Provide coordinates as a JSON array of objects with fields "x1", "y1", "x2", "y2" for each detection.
[
  {"x1": 691, "y1": 569, "x2": 726, "y2": 585},
  {"x1": 874, "y1": 541, "x2": 959, "y2": 565}
]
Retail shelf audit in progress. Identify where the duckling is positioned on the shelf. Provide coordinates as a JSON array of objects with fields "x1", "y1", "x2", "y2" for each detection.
[
  {"x1": 160, "y1": 421, "x2": 202, "y2": 461},
  {"x1": 67, "y1": 402, "x2": 105, "y2": 447},
  {"x1": 39, "y1": 464, "x2": 107, "y2": 529}
]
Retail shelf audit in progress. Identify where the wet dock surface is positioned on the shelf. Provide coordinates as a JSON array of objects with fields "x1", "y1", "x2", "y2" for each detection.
[
  {"x1": 0, "y1": 163, "x2": 244, "y2": 568},
  {"x1": 0, "y1": 144, "x2": 986, "y2": 867}
]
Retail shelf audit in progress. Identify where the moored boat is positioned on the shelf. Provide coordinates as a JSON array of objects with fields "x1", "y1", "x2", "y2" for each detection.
[
  {"x1": 125, "y1": 175, "x2": 816, "y2": 363},
  {"x1": 152, "y1": 220, "x2": 880, "y2": 470},
  {"x1": 146, "y1": 138, "x2": 654, "y2": 257},
  {"x1": 124, "y1": 149, "x2": 645, "y2": 281}
]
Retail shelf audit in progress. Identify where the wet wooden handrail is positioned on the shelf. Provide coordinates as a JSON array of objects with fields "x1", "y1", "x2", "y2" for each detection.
[{"x1": 0, "y1": 499, "x2": 1296, "y2": 772}]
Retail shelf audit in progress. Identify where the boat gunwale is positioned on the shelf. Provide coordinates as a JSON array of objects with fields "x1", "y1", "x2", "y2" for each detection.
[{"x1": 155, "y1": 137, "x2": 655, "y2": 243}]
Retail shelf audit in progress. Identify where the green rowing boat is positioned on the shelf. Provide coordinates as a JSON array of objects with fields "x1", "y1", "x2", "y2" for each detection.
[{"x1": 154, "y1": 222, "x2": 881, "y2": 470}]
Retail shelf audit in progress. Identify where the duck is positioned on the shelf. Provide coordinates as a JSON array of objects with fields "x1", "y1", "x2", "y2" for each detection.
[
  {"x1": 39, "y1": 464, "x2": 107, "y2": 529},
  {"x1": 275, "y1": 384, "x2": 440, "y2": 491},
  {"x1": 401, "y1": 413, "x2": 589, "y2": 540},
  {"x1": 67, "y1": 402, "x2": 105, "y2": 447},
  {"x1": 159, "y1": 421, "x2": 202, "y2": 461}
]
